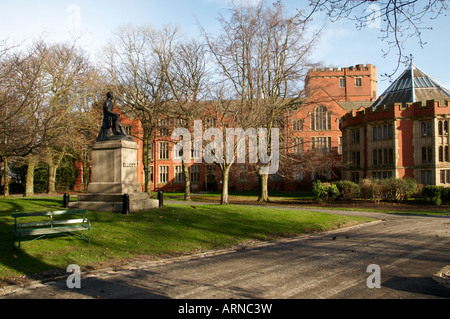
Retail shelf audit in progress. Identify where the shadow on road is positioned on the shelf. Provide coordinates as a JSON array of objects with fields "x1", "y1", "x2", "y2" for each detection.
[{"x1": 382, "y1": 275, "x2": 450, "y2": 298}]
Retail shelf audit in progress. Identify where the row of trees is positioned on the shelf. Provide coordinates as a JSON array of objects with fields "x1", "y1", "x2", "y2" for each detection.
[
  {"x1": 0, "y1": 37, "x2": 102, "y2": 197},
  {"x1": 1, "y1": 0, "x2": 447, "y2": 203}
]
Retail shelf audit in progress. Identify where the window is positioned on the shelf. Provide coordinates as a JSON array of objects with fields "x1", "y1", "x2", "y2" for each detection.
[
  {"x1": 421, "y1": 122, "x2": 427, "y2": 137},
  {"x1": 238, "y1": 170, "x2": 248, "y2": 182},
  {"x1": 338, "y1": 136, "x2": 343, "y2": 155},
  {"x1": 351, "y1": 129, "x2": 360, "y2": 144},
  {"x1": 148, "y1": 143, "x2": 154, "y2": 160},
  {"x1": 293, "y1": 165, "x2": 303, "y2": 181},
  {"x1": 421, "y1": 121, "x2": 433, "y2": 137},
  {"x1": 422, "y1": 147, "x2": 427, "y2": 164},
  {"x1": 293, "y1": 119, "x2": 304, "y2": 131},
  {"x1": 383, "y1": 125, "x2": 388, "y2": 139},
  {"x1": 159, "y1": 127, "x2": 170, "y2": 136},
  {"x1": 378, "y1": 149, "x2": 383, "y2": 165},
  {"x1": 191, "y1": 142, "x2": 201, "y2": 159},
  {"x1": 271, "y1": 173, "x2": 282, "y2": 182},
  {"x1": 190, "y1": 165, "x2": 200, "y2": 183},
  {"x1": 125, "y1": 125, "x2": 132, "y2": 136},
  {"x1": 441, "y1": 170, "x2": 446, "y2": 184},
  {"x1": 339, "y1": 78, "x2": 346, "y2": 87},
  {"x1": 312, "y1": 136, "x2": 331, "y2": 154},
  {"x1": 204, "y1": 118, "x2": 216, "y2": 128},
  {"x1": 388, "y1": 124, "x2": 393, "y2": 139},
  {"x1": 311, "y1": 106, "x2": 331, "y2": 131},
  {"x1": 149, "y1": 166, "x2": 153, "y2": 183},
  {"x1": 159, "y1": 142, "x2": 169, "y2": 159},
  {"x1": 439, "y1": 146, "x2": 444, "y2": 162},
  {"x1": 293, "y1": 137, "x2": 303, "y2": 154},
  {"x1": 428, "y1": 147, "x2": 433, "y2": 163},
  {"x1": 446, "y1": 146, "x2": 449, "y2": 162},
  {"x1": 373, "y1": 149, "x2": 378, "y2": 165},
  {"x1": 352, "y1": 151, "x2": 360, "y2": 166},
  {"x1": 355, "y1": 78, "x2": 362, "y2": 87},
  {"x1": 421, "y1": 170, "x2": 432, "y2": 185},
  {"x1": 159, "y1": 166, "x2": 169, "y2": 183},
  {"x1": 439, "y1": 121, "x2": 443, "y2": 136},
  {"x1": 373, "y1": 126, "x2": 377, "y2": 141},
  {"x1": 389, "y1": 148, "x2": 394, "y2": 165},
  {"x1": 174, "y1": 166, "x2": 184, "y2": 183}
]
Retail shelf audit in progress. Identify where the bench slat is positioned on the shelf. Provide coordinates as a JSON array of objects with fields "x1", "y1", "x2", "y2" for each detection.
[
  {"x1": 16, "y1": 219, "x2": 87, "y2": 229},
  {"x1": 17, "y1": 225, "x2": 89, "y2": 236},
  {"x1": 12, "y1": 210, "x2": 86, "y2": 218}
]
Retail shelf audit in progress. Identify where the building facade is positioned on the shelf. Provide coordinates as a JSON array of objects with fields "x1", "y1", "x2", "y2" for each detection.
[
  {"x1": 74, "y1": 64, "x2": 378, "y2": 192},
  {"x1": 341, "y1": 63, "x2": 450, "y2": 185},
  {"x1": 281, "y1": 64, "x2": 377, "y2": 190}
]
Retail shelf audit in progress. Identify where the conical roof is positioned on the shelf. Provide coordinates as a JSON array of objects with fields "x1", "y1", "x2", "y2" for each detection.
[{"x1": 372, "y1": 62, "x2": 450, "y2": 110}]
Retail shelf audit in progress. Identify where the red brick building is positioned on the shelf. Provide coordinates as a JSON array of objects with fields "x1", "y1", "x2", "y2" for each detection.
[
  {"x1": 341, "y1": 62, "x2": 450, "y2": 185},
  {"x1": 74, "y1": 64, "x2": 378, "y2": 192},
  {"x1": 281, "y1": 64, "x2": 377, "y2": 190}
]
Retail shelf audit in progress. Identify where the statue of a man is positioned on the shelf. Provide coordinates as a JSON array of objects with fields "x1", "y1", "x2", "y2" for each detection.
[{"x1": 96, "y1": 92, "x2": 133, "y2": 142}]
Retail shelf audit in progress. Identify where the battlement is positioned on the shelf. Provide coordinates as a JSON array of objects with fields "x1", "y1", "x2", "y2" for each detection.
[
  {"x1": 341, "y1": 99, "x2": 450, "y2": 128},
  {"x1": 308, "y1": 64, "x2": 375, "y2": 76}
]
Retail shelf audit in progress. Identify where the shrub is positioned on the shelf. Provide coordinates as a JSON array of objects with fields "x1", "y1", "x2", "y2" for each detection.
[
  {"x1": 422, "y1": 185, "x2": 442, "y2": 205},
  {"x1": 333, "y1": 180, "x2": 360, "y2": 201},
  {"x1": 312, "y1": 180, "x2": 340, "y2": 203},
  {"x1": 358, "y1": 178, "x2": 384, "y2": 202},
  {"x1": 381, "y1": 178, "x2": 417, "y2": 202},
  {"x1": 359, "y1": 178, "x2": 373, "y2": 200},
  {"x1": 440, "y1": 186, "x2": 450, "y2": 203}
]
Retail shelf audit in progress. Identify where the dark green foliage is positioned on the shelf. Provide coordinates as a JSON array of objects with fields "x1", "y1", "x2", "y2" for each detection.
[
  {"x1": 333, "y1": 180, "x2": 360, "y2": 201},
  {"x1": 313, "y1": 180, "x2": 340, "y2": 203}
]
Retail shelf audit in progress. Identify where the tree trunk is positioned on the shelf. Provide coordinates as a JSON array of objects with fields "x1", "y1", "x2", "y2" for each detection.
[
  {"x1": 47, "y1": 151, "x2": 65, "y2": 194},
  {"x1": 142, "y1": 132, "x2": 150, "y2": 194},
  {"x1": 2, "y1": 156, "x2": 9, "y2": 197},
  {"x1": 257, "y1": 173, "x2": 269, "y2": 202},
  {"x1": 25, "y1": 155, "x2": 38, "y2": 197},
  {"x1": 182, "y1": 161, "x2": 191, "y2": 201},
  {"x1": 220, "y1": 164, "x2": 231, "y2": 205}
]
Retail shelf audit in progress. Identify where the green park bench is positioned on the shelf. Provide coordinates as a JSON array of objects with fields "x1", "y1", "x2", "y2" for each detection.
[{"x1": 12, "y1": 210, "x2": 91, "y2": 250}]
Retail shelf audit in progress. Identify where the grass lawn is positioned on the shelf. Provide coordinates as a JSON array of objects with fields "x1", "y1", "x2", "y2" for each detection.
[
  {"x1": 0, "y1": 196, "x2": 373, "y2": 284},
  {"x1": 162, "y1": 190, "x2": 314, "y2": 203}
]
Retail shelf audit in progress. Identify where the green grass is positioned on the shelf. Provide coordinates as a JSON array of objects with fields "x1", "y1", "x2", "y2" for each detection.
[
  {"x1": 0, "y1": 196, "x2": 372, "y2": 283},
  {"x1": 163, "y1": 190, "x2": 314, "y2": 203}
]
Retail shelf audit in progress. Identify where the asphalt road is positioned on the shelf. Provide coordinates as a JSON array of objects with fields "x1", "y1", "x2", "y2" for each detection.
[{"x1": 1, "y1": 207, "x2": 450, "y2": 300}]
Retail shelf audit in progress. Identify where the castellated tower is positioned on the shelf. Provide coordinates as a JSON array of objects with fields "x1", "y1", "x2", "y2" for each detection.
[{"x1": 305, "y1": 64, "x2": 378, "y2": 103}]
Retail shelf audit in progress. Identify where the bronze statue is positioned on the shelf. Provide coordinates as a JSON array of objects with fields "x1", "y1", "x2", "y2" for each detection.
[{"x1": 97, "y1": 92, "x2": 133, "y2": 142}]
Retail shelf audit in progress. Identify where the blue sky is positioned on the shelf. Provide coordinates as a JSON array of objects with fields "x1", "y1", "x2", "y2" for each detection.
[{"x1": 0, "y1": 0, "x2": 448, "y2": 94}]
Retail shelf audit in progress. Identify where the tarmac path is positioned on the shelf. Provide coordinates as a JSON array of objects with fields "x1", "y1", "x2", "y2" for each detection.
[{"x1": 1, "y1": 204, "x2": 449, "y2": 300}]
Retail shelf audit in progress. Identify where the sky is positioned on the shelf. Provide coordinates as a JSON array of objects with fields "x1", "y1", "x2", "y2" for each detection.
[{"x1": 0, "y1": 0, "x2": 448, "y2": 95}]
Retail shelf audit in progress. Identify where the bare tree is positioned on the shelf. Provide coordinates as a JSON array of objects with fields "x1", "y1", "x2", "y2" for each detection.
[
  {"x1": 165, "y1": 38, "x2": 209, "y2": 201},
  {"x1": 303, "y1": 0, "x2": 449, "y2": 75},
  {"x1": 100, "y1": 24, "x2": 178, "y2": 193},
  {"x1": 202, "y1": 0, "x2": 321, "y2": 202}
]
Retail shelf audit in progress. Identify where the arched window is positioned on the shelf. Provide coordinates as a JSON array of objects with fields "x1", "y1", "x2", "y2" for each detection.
[{"x1": 311, "y1": 106, "x2": 331, "y2": 130}]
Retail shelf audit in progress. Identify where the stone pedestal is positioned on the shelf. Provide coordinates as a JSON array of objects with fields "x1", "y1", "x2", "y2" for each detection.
[{"x1": 70, "y1": 139, "x2": 158, "y2": 213}]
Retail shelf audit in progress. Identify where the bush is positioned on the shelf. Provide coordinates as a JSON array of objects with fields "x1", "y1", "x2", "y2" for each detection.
[
  {"x1": 422, "y1": 185, "x2": 443, "y2": 205},
  {"x1": 358, "y1": 178, "x2": 384, "y2": 202},
  {"x1": 359, "y1": 178, "x2": 374, "y2": 200},
  {"x1": 381, "y1": 178, "x2": 417, "y2": 202},
  {"x1": 333, "y1": 180, "x2": 360, "y2": 201},
  {"x1": 313, "y1": 180, "x2": 340, "y2": 203}
]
